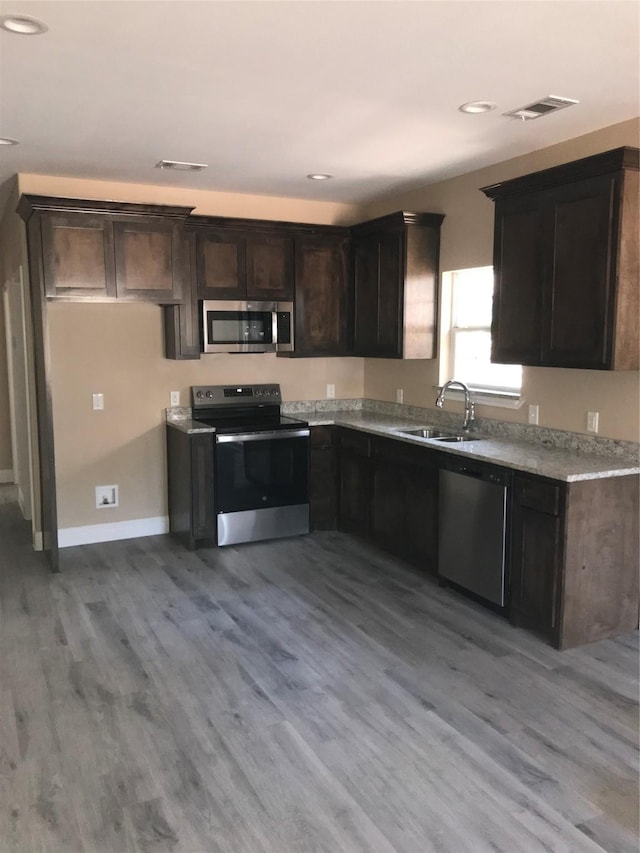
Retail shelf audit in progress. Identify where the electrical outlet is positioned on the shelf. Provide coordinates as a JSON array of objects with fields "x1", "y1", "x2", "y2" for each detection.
[
  {"x1": 587, "y1": 411, "x2": 599, "y2": 433},
  {"x1": 396, "y1": 388, "x2": 404, "y2": 404},
  {"x1": 326, "y1": 384, "x2": 335, "y2": 399},
  {"x1": 96, "y1": 485, "x2": 118, "y2": 508},
  {"x1": 528, "y1": 404, "x2": 539, "y2": 425},
  {"x1": 170, "y1": 391, "x2": 180, "y2": 406},
  {"x1": 92, "y1": 393, "x2": 104, "y2": 411}
]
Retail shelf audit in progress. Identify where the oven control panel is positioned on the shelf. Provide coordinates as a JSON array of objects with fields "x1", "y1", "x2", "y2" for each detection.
[{"x1": 192, "y1": 384, "x2": 282, "y2": 408}]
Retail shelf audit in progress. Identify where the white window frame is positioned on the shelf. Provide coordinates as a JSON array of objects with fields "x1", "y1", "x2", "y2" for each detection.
[{"x1": 438, "y1": 267, "x2": 524, "y2": 410}]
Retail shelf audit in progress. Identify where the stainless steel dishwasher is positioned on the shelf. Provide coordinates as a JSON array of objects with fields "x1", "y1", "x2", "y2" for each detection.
[{"x1": 438, "y1": 457, "x2": 511, "y2": 607}]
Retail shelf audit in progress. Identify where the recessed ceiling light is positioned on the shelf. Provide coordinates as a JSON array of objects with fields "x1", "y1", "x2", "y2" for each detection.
[
  {"x1": 307, "y1": 173, "x2": 332, "y2": 181},
  {"x1": 0, "y1": 15, "x2": 48, "y2": 34},
  {"x1": 0, "y1": 137, "x2": 19, "y2": 146},
  {"x1": 155, "y1": 159, "x2": 208, "y2": 172},
  {"x1": 458, "y1": 101, "x2": 496, "y2": 114}
]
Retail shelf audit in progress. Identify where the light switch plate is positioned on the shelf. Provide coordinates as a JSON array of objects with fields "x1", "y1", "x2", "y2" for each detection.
[
  {"x1": 587, "y1": 411, "x2": 599, "y2": 433},
  {"x1": 170, "y1": 391, "x2": 180, "y2": 406},
  {"x1": 326, "y1": 384, "x2": 335, "y2": 399},
  {"x1": 92, "y1": 393, "x2": 104, "y2": 411},
  {"x1": 528, "y1": 404, "x2": 539, "y2": 425}
]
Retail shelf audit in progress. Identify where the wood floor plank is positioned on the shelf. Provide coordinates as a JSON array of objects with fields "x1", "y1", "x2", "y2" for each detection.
[{"x1": 1, "y1": 504, "x2": 638, "y2": 852}]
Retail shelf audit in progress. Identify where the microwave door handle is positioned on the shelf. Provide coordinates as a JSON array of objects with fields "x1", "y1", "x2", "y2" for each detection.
[
  {"x1": 216, "y1": 429, "x2": 310, "y2": 444},
  {"x1": 272, "y1": 310, "x2": 279, "y2": 347}
]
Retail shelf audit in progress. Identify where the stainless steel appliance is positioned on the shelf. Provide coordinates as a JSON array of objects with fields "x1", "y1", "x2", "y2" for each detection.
[
  {"x1": 201, "y1": 300, "x2": 294, "y2": 353},
  {"x1": 191, "y1": 384, "x2": 309, "y2": 546},
  {"x1": 438, "y1": 457, "x2": 511, "y2": 607}
]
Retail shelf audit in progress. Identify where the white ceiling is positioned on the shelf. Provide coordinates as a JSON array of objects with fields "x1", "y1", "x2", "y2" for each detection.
[{"x1": 0, "y1": 0, "x2": 638, "y2": 213}]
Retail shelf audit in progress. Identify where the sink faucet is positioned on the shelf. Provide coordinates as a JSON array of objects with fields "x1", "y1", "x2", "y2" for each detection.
[{"x1": 435, "y1": 380, "x2": 476, "y2": 431}]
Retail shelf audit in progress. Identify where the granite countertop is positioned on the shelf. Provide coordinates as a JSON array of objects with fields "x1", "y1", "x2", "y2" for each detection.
[{"x1": 166, "y1": 404, "x2": 640, "y2": 483}]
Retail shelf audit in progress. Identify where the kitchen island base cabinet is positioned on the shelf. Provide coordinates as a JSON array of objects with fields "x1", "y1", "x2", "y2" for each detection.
[
  {"x1": 510, "y1": 472, "x2": 639, "y2": 649},
  {"x1": 166, "y1": 427, "x2": 216, "y2": 550}
]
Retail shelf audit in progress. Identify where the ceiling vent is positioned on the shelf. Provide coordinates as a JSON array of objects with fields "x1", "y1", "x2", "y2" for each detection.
[
  {"x1": 504, "y1": 95, "x2": 579, "y2": 121},
  {"x1": 155, "y1": 160, "x2": 208, "y2": 171}
]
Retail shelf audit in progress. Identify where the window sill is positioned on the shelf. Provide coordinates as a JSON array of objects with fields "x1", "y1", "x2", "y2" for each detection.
[{"x1": 433, "y1": 386, "x2": 524, "y2": 410}]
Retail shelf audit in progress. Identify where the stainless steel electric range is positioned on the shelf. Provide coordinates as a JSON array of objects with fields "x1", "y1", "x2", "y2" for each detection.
[{"x1": 191, "y1": 384, "x2": 310, "y2": 546}]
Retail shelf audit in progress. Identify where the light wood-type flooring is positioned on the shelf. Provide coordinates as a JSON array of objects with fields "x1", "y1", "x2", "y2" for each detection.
[{"x1": 1, "y1": 503, "x2": 638, "y2": 853}]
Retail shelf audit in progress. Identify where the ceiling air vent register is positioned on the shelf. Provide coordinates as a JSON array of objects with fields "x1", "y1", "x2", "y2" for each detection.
[
  {"x1": 155, "y1": 160, "x2": 208, "y2": 172},
  {"x1": 504, "y1": 95, "x2": 579, "y2": 121}
]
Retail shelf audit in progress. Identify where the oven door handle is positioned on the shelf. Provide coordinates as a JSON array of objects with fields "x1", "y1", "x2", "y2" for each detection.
[{"x1": 215, "y1": 428, "x2": 310, "y2": 444}]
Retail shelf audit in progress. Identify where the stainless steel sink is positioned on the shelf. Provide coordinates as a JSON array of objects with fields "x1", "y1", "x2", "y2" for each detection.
[
  {"x1": 398, "y1": 427, "x2": 479, "y2": 442},
  {"x1": 399, "y1": 427, "x2": 449, "y2": 439},
  {"x1": 432, "y1": 434, "x2": 477, "y2": 442}
]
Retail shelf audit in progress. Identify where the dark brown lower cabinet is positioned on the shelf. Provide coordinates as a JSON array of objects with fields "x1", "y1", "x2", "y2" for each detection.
[
  {"x1": 166, "y1": 427, "x2": 216, "y2": 549},
  {"x1": 510, "y1": 475, "x2": 563, "y2": 641},
  {"x1": 370, "y1": 436, "x2": 438, "y2": 572},
  {"x1": 510, "y1": 472, "x2": 639, "y2": 649},
  {"x1": 309, "y1": 426, "x2": 337, "y2": 530},
  {"x1": 337, "y1": 428, "x2": 438, "y2": 573},
  {"x1": 337, "y1": 428, "x2": 372, "y2": 538}
]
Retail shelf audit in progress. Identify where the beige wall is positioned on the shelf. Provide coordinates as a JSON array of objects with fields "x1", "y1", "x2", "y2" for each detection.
[
  {"x1": 49, "y1": 303, "x2": 363, "y2": 528},
  {"x1": 361, "y1": 118, "x2": 640, "y2": 441}
]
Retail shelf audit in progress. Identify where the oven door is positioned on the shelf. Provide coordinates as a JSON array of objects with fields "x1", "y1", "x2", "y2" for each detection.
[{"x1": 214, "y1": 428, "x2": 310, "y2": 545}]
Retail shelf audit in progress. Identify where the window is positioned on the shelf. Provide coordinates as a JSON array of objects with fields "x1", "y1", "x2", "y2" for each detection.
[{"x1": 441, "y1": 266, "x2": 522, "y2": 396}]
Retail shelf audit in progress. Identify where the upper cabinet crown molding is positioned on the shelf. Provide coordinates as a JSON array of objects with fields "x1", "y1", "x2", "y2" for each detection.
[
  {"x1": 481, "y1": 146, "x2": 639, "y2": 371},
  {"x1": 480, "y1": 146, "x2": 639, "y2": 200},
  {"x1": 17, "y1": 194, "x2": 194, "y2": 221}
]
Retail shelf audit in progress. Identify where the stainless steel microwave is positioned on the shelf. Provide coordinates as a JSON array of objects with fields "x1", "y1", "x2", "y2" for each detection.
[{"x1": 201, "y1": 300, "x2": 294, "y2": 353}]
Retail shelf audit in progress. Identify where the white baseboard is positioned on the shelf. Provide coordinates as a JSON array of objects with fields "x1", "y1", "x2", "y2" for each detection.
[
  {"x1": 0, "y1": 469, "x2": 14, "y2": 483},
  {"x1": 58, "y1": 516, "x2": 170, "y2": 548}
]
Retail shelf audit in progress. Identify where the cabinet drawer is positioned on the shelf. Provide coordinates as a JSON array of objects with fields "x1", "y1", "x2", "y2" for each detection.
[
  {"x1": 372, "y1": 435, "x2": 436, "y2": 470},
  {"x1": 310, "y1": 425, "x2": 335, "y2": 449},
  {"x1": 514, "y1": 475, "x2": 561, "y2": 515},
  {"x1": 338, "y1": 428, "x2": 371, "y2": 457}
]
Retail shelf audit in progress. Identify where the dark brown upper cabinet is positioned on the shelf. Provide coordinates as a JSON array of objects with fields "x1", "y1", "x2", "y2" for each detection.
[
  {"x1": 286, "y1": 230, "x2": 350, "y2": 358},
  {"x1": 350, "y1": 211, "x2": 445, "y2": 359},
  {"x1": 18, "y1": 196, "x2": 193, "y2": 304},
  {"x1": 482, "y1": 146, "x2": 639, "y2": 370},
  {"x1": 189, "y1": 217, "x2": 294, "y2": 301}
]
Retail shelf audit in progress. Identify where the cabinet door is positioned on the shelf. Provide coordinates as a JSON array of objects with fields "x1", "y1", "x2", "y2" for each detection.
[
  {"x1": 337, "y1": 430, "x2": 371, "y2": 537},
  {"x1": 352, "y1": 234, "x2": 379, "y2": 355},
  {"x1": 510, "y1": 476, "x2": 563, "y2": 640},
  {"x1": 190, "y1": 433, "x2": 216, "y2": 541},
  {"x1": 246, "y1": 234, "x2": 294, "y2": 301},
  {"x1": 544, "y1": 174, "x2": 617, "y2": 368},
  {"x1": 352, "y1": 230, "x2": 403, "y2": 357},
  {"x1": 40, "y1": 212, "x2": 116, "y2": 298},
  {"x1": 370, "y1": 437, "x2": 438, "y2": 571},
  {"x1": 403, "y1": 465, "x2": 438, "y2": 572},
  {"x1": 491, "y1": 196, "x2": 545, "y2": 364},
  {"x1": 113, "y1": 219, "x2": 184, "y2": 303},
  {"x1": 196, "y1": 230, "x2": 247, "y2": 299},
  {"x1": 309, "y1": 426, "x2": 337, "y2": 530},
  {"x1": 292, "y1": 235, "x2": 349, "y2": 356},
  {"x1": 376, "y1": 229, "x2": 403, "y2": 357}
]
